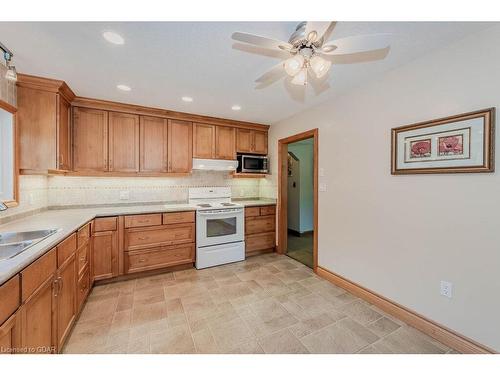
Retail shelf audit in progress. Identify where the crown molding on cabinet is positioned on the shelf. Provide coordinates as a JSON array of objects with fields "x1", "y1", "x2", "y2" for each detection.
[{"x1": 17, "y1": 73, "x2": 76, "y2": 103}]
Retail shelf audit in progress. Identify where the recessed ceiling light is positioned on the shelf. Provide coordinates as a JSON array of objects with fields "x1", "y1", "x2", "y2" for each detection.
[
  {"x1": 117, "y1": 84, "x2": 131, "y2": 91},
  {"x1": 103, "y1": 31, "x2": 125, "y2": 45},
  {"x1": 231, "y1": 105, "x2": 242, "y2": 111},
  {"x1": 182, "y1": 96, "x2": 193, "y2": 102}
]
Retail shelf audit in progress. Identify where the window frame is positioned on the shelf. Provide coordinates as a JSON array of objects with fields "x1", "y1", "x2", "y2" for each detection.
[{"x1": 0, "y1": 99, "x2": 18, "y2": 207}]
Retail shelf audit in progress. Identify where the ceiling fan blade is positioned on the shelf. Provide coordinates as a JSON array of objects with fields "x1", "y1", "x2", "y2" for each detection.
[
  {"x1": 304, "y1": 22, "x2": 335, "y2": 43},
  {"x1": 321, "y1": 22, "x2": 338, "y2": 43},
  {"x1": 255, "y1": 62, "x2": 287, "y2": 88},
  {"x1": 322, "y1": 47, "x2": 390, "y2": 64},
  {"x1": 232, "y1": 32, "x2": 292, "y2": 51},
  {"x1": 232, "y1": 43, "x2": 291, "y2": 60},
  {"x1": 321, "y1": 34, "x2": 391, "y2": 55}
]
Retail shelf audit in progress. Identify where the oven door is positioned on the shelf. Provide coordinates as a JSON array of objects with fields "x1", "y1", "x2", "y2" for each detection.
[{"x1": 196, "y1": 208, "x2": 244, "y2": 248}]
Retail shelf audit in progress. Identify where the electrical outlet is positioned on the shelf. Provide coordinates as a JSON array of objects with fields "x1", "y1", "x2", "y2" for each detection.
[
  {"x1": 119, "y1": 191, "x2": 130, "y2": 200},
  {"x1": 440, "y1": 281, "x2": 453, "y2": 298}
]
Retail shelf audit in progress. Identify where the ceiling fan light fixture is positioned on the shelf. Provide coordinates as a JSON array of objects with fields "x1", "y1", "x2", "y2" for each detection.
[
  {"x1": 283, "y1": 55, "x2": 305, "y2": 77},
  {"x1": 310, "y1": 55, "x2": 332, "y2": 79},
  {"x1": 291, "y1": 68, "x2": 307, "y2": 86}
]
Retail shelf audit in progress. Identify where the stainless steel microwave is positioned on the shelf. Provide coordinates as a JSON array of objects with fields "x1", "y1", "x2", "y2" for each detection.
[{"x1": 237, "y1": 154, "x2": 269, "y2": 173}]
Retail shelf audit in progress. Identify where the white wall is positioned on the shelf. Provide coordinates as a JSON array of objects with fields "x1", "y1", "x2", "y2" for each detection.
[
  {"x1": 267, "y1": 25, "x2": 500, "y2": 351},
  {"x1": 288, "y1": 142, "x2": 314, "y2": 232}
]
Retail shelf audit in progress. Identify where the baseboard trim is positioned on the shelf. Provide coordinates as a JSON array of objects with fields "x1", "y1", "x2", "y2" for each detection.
[{"x1": 316, "y1": 266, "x2": 495, "y2": 354}]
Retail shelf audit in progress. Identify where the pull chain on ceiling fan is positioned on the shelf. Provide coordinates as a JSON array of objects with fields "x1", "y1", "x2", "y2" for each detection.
[{"x1": 232, "y1": 22, "x2": 391, "y2": 91}]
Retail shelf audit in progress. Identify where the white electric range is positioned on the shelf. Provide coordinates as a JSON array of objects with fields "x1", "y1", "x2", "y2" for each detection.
[{"x1": 189, "y1": 187, "x2": 245, "y2": 269}]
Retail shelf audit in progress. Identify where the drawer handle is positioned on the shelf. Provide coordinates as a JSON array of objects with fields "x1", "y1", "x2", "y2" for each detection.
[
  {"x1": 138, "y1": 258, "x2": 146, "y2": 263},
  {"x1": 138, "y1": 219, "x2": 150, "y2": 223},
  {"x1": 138, "y1": 236, "x2": 149, "y2": 241}
]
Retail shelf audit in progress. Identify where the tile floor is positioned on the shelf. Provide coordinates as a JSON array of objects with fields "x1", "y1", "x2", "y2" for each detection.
[
  {"x1": 63, "y1": 253, "x2": 456, "y2": 354},
  {"x1": 287, "y1": 232, "x2": 314, "y2": 268}
]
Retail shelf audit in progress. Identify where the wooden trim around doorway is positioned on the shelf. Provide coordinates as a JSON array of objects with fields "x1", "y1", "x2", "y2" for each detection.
[{"x1": 278, "y1": 128, "x2": 318, "y2": 271}]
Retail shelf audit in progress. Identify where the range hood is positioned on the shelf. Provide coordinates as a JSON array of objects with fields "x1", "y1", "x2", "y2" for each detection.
[{"x1": 192, "y1": 158, "x2": 238, "y2": 171}]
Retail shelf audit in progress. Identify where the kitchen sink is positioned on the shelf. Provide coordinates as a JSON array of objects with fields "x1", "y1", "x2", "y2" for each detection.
[{"x1": 0, "y1": 229, "x2": 59, "y2": 261}]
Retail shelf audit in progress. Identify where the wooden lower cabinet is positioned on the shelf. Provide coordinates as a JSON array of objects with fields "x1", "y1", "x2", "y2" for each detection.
[
  {"x1": 55, "y1": 254, "x2": 76, "y2": 350},
  {"x1": 0, "y1": 312, "x2": 21, "y2": 354},
  {"x1": 125, "y1": 244, "x2": 195, "y2": 274},
  {"x1": 92, "y1": 229, "x2": 118, "y2": 281},
  {"x1": 245, "y1": 205, "x2": 276, "y2": 257},
  {"x1": 77, "y1": 266, "x2": 90, "y2": 312},
  {"x1": 20, "y1": 275, "x2": 56, "y2": 354},
  {"x1": 125, "y1": 223, "x2": 195, "y2": 251}
]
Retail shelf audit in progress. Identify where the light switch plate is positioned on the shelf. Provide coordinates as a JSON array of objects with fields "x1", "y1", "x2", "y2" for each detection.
[
  {"x1": 319, "y1": 168, "x2": 325, "y2": 177},
  {"x1": 319, "y1": 183, "x2": 327, "y2": 192},
  {"x1": 440, "y1": 280, "x2": 453, "y2": 298}
]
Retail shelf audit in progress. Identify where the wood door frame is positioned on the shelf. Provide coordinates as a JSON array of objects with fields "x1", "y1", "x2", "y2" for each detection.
[{"x1": 277, "y1": 128, "x2": 319, "y2": 271}]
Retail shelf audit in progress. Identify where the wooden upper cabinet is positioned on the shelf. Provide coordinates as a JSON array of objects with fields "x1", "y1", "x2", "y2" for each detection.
[
  {"x1": 193, "y1": 123, "x2": 215, "y2": 159},
  {"x1": 140, "y1": 116, "x2": 168, "y2": 173},
  {"x1": 73, "y1": 107, "x2": 109, "y2": 172},
  {"x1": 236, "y1": 129, "x2": 253, "y2": 153},
  {"x1": 108, "y1": 112, "x2": 140, "y2": 172},
  {"x1": 168, "y1": 119, "x2": 193, "y2": 173},
  {"x1": 236, "y1": 129, "x2": 268, "y2": 155},
  {"x1": 253, "y1": 131, "x2": 268, "y2": 155},
  {"x1": 215, "y1": 126, "x2": 236, "y2": 160},
  {"x1": 16, "y1": 74, "x2": 75, "y2": 172},
  {"x1": 57, "y1": 96, "x2": 72, "y2": 171}
]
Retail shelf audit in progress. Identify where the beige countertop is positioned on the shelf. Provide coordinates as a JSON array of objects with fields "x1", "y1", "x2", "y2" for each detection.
[{"x1": 0, "y1": 199, "x2": 276, "y2": 285}]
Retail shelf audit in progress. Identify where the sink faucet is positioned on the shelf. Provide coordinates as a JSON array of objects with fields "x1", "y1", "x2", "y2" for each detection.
[{"x1": 0, "y1": 202, "x2": 8, "y2": 211}]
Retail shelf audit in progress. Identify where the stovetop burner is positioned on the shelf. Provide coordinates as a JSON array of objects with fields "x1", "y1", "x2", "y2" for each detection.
[
  {"x1": 197, "y1": 204, "x2": 212, "y2": 208},
  {"x1": 220, "y1": 203, "x2": 236, "y2": 207}
]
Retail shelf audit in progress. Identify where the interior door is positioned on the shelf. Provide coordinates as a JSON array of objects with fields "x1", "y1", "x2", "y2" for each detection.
[
  {"x1": 108, "y1": 112, "x2": 140, "y2": 172},
  {"x1": 140, "y1": 116, "x2": 168, "y2": 172},
  {"x1": 73, "y1": 107, "x2": 109, "y2": 172},
  {"x1": 168, "y1": 119, "x2": 193, "y2": 173},
  {"x1": 193, "y1": 123, "x2": 216, "y2": 159}
]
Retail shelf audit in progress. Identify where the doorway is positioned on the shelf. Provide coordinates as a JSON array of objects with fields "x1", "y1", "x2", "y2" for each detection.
[{"x1": 277, "y1": 129, "x2": 318, "y2": 271}]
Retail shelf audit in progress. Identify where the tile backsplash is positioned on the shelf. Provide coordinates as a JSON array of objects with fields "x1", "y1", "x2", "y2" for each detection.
[{"x1": 48, "y1": 171, "x2": 261, "y2": 207}]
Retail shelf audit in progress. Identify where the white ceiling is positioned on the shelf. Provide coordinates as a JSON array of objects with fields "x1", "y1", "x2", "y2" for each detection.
[{"x1": 0, "y1": 22, "x2": 492, "y2": 124}]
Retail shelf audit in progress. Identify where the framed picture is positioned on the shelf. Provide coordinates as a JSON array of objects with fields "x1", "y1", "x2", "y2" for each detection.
[{"x1": 391, "y1": 108, "x2": 495, "y2": 174}]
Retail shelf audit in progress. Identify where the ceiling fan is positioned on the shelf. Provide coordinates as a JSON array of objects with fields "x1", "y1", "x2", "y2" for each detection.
[{"x1": 232, "y1": 22, "x2": 391, "y2": 91}]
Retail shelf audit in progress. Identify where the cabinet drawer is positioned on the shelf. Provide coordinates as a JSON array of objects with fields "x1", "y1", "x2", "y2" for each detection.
[
  {"x1": 260, "y1": 205, "x2": 276, "y2": 216},
  {"x1": 77, "y1": 266, "x2": 90, "y2": 312},
  {"x1": 93, "y1": 217, "x2": 117, "y2": 232},
  {"x1": 125, "y1": 244, "x2": 194, "y2": 274},
  {"x1": 21, "y1": 248, "x2": 56, "y2": 302},
  {"x1": 125, "y1": 223, "x2": 195, "y2": 250},
  {"x1": 246, "y1": 232, "x2": 275, "y2": 253},
  {"x1": 245, "y1": 207, "x2": 260, "y2": 217},
  {"x1": 246, "y1": 215, "x2": 275, "y2": 235},
  {"x1": 77, "y1": 242, "x2": 90, "y2": 276},
  {"x1": 57, "y1": 233, "x2": 77, "y2": 267},
  {"x1": 124, "y1": 214, "x2": 162, "y2": 228},
  {"x1": 162, "y1": 211, "x2": 195, "y2": 225},
  {"x1": 77, "y1": 222, "x2": 91, "y2": 248},
  {"x1": 0, "y1": 275, "x2": 20, "y2": 326}
]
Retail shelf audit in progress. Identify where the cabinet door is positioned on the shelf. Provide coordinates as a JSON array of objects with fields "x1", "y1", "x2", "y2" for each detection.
[
  {"x1": 0, "y1": 312, "x2": 20, "y2": 355},
  {"x1": 56, "y1": 254, "x2": 76, "y2": 350},
  {"x1": 108, "y1": 112, "x2": 140, "y2": 172},
  {"x1": 236, "y1": 129, "x2": 253, "y2": 153},
  {"x1": 57, "y1": 95, "x2": 72, "y2": 171},
  {"x1": 168, "y1": 119, "x2": 193, "y2": 173},
  {"x1": 215, "y1": 126, "x2": 236, "y2": 160},
  {"x1": 253, "y1": 131, "x2": 268, "y2": 155},
  {"x1": 140, "y1": 116, "x2": 168, "y2": 172},
  {"x1": 92, "y1": 230, "x2": 118, "y2": 281},
  {"x1": 20, "y1": 276, "x2": 56, "y2": 354},
  {"x1": 193, "y1": 123, "x2": 215, "y2": 159},
  {"x1": 73, "y1": 107, "x2": 109, "y2": 172}
]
